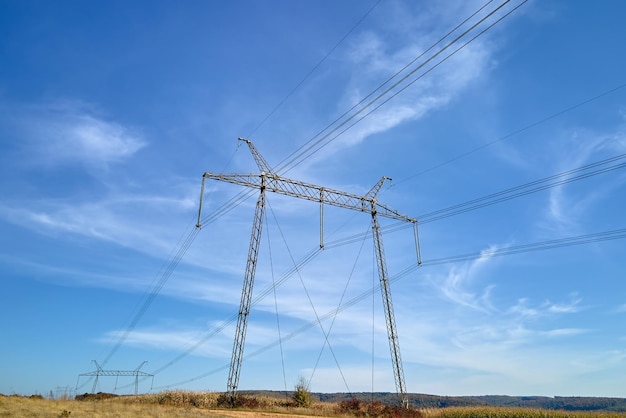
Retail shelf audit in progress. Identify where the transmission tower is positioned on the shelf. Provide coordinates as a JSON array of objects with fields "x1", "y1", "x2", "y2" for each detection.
[
  {"x1": 197, "y1": 138, "x2": 421, "y2": 406},
  {"x1": 54, "y1": 386, "x2": 76, "y2": 400},
  {"x1": 76, "y1": 360, "x2": 153, "y2": 394}
]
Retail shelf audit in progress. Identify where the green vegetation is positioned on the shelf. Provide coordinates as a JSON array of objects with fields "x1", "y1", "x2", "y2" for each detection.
[
  {"x1": 335, "y1": 397, "x2": 424, "y2": 417},
  {"x1": 423, "y1": 406, "x2": 626, "y2": 418},
  {"x1": 314, "y1": 393, "x2": 626, "y2": 412},
  {"x1": 293, "y1": 376, "x2": 313, "y2": 408}
]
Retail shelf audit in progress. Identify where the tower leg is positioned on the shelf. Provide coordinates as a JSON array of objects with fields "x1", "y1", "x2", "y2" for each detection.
[
  {"x1": 372, "y1": 211, "x2": 408, "y2": 408},
  {"x1": 227, "y1": 181, "x2": 266, "y2": 404}
]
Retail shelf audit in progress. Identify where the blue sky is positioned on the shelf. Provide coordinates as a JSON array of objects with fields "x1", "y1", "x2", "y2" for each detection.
[{"x1": 1, "y1": 0, "x2": 625, "y2": 398}]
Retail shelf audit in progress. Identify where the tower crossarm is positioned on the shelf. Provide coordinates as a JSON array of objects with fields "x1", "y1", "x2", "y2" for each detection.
[
  {"x1": 202, "y1": 172, "x2": 417, "y2": 224},
  {"x1": 79, "y1": 370, "x2": 153, "y2": 377}
]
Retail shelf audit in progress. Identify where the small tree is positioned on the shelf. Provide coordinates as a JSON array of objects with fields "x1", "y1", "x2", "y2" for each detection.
[{"x1": 292, "y1": 376, "x2": 312, "y2": 408}]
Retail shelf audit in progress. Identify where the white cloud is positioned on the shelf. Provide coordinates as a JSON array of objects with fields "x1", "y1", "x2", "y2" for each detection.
[
  {"x1": 546, "y1": 296, "x2": 583, "y2": 314},
  {"x1": 542, "y1": 328, "x2": 587, "y2": 338},
  {"x1": 100, "y1": 325, "x2": 233, "y2": 360},
  {"x1": 509, "y1": 294, "x2": 583, "y2": 318},
  {"x1": 434, "y1": 244, "x2": 500, "y2": 312},
  {"x1": 0, "y1": 100, "x2": 201, "y2": 270},
  {"x1": 439, "y1": 267, "x2": 496, "y2": 313},
  {"x1": 540, "y1": 127, "x2": 626, "y2": 235},
  {"x1": 0, "y1": 187, "x2": 198, "y2": 259},
  {"x1": 397, "y1": 254, "x2": 594, "y2": 393},
  {"x1": 508, "y1": 298, "x2": 540, "y2": 318},
  {"x1": 65, "y1": 114, "x2": 144, "y2": 162},
  {"x1": 13, "y1": 100, "x2": 146, "y2": 168},
  {"x1": 306, "y1": 2, "x2": 496, "y2": 158}
]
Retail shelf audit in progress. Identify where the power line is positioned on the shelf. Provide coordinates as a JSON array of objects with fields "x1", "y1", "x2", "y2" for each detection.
[
  {"x1": 418, "y1": 153, "x2": 626, "y2": 223},
  {"x1": 199, "y1": 82, "x2": 626, "y2": 238},
  {"x1": 393, "y1": 82, "x2": 626, "y2": 185},
  {"x1": 194, "y1": 2, "x2": 389, "y2": 229},
  {"x1": 152, "y1": 226, "x2": 626, "y2": 390},
  {"x1": 247, "y1": 0, "x2": 383, "y2": 138},
  {"x1": 275, "y1": 0, "x2": 523, "y2": 174},
  {"x1": 105, "y1": 0, "x2": 528, "y2": 379},
  {"x1": 273, "y1": 0, "x2": 497, "y2": 171},
  {"x1": 151, "y1": 146, "x2": 625, "y2": 379},
  {"x1": 422, "y1": 228, "x2": 626, "y2": 267},
  {"x1": 194, "y1": 1, "x2": 525, "y2": 237},
  {"x1": 147, "y1": 149, "x2": 626, "y2": 377},
  {"x1": 195, "y1": 1, "x2": 516, "y2": 233},
  {"x1": 101, "y1": 226, "x2": 200, "y2": 367},
  {"x1": 305, "y1": 151, "x2": 626, "y2": 245},
  {"x1": 99, "y1": 143, "x2": 246, "y2": 366},
  {"x1": 147, "y1": 206, "x2": 363, "y2": 378},
  {"x1": 149, "y1": 247, "x2": 324, "y2": 376}
]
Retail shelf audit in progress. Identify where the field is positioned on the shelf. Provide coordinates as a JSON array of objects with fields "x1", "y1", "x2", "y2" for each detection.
[{"x1": 2, "y1": 392, "x2": 626, "y2": 418}]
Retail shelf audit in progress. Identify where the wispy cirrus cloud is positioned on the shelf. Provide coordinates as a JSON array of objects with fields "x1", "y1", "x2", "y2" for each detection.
[
  {"x1": 7, "y1": 100, "x2": 146, "y2": 169},
  {"x1": 338, "y1": 38, "x2": 491, "y2": 148},
  {"x1": 410, "y1": 243, "x2": 591, "y2": 389},
  {"x1": 434, "y1": 243, "x2": 500, "y2": 312},
  {"x1": 540, "y1": 126, "x2": 626, "y2": 235},
  {"x1": 615, "y1": 303, "x2": 626, "y2": 313},
  {"x1": 547, "y1": 295, "x2": 584, "y2": 313},
  {"x1": 305, "y1": 1, "x2": 499, "y2": 156},
  {"x1": 100, "y1": 324, "x2": 233, "y2": 360},
  {"x1": 394, "y1": 287, "x2": 592, "y2": 395},
  {"x1": 509, "y1": 293, "x2": 584, "y2": 317},
  {"x1": 0, "y1": 189, "x2": 197, "y2": 254},
  {"x1": 59, "y1": 114, "x2": 145, "y2": 164},
  {"x1": 0, "y1": 98, "x2": 200, "y2": 262}
]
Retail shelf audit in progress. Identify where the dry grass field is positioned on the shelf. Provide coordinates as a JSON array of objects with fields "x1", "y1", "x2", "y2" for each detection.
[
  {"x1": 2, "y1": 392, "x2": 626, "y2": 418},
  {"x1": 0, "y1": 392, "x2": 335, "y2": 418}
]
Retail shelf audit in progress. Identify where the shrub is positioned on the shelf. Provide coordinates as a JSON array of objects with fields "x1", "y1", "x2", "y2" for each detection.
[
  {"x1": 215, "y1": 393, "x2": 262, "y2": 409},
  {"x1": 292, "y1": 376, "x2": 312, "y2": 408},
  {"x1": 336, "y1": 397, "x2": 423, "y2": 418},
  {"x1": 216, "y1": 393, "x2": 234, "y2": 408},
  {"x1": 75, "y1": 392, "x2": 118, "y2": 401},
  {"x1": 337, "y1": 398, "x2": 364, "y2": 415}
]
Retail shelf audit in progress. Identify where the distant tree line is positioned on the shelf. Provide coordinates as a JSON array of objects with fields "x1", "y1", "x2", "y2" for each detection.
[{"x1": 242, "y1": 391, "x2": 626, "y2": 412}]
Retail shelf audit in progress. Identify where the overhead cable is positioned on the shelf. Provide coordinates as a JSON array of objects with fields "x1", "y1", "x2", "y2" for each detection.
[
  {"x1": 148, "y1": 149, "x2": 626, "y2": 376},
  {"x1": 101, "y1": 226, "x2": 200, "y2": 367},
  {"x1": 132, "y1": 0, "x2": 526, "y2": 378},
  {"x1": 247, "y1": 0, "x2": 383, "y2": 137},
  {"x1": 276, "y1": 0, "x2": 525, "y2": 173},
  {"x1": 273, "y1": 0, "x2": 498, "y2": 172},
  {"x1": 418, "y1": 153, "x2": 626, "y2": 224},
  {"x1": 153, "y1": 227, "x2": 626, "y2": 389},
  {"x1": 394, "y1": 82, "x2": 626, "y2": 185}
]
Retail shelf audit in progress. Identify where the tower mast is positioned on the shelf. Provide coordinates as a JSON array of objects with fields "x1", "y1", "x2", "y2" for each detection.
[{"x1": 197, "y1": 138, "x2": 421, "y2": 405}]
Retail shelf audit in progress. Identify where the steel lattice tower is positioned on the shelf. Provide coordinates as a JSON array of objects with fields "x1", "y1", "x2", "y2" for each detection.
[
  {"x1": 76, "y1": 361, "x2": 153, "y2": 395},
  {"x1": 197, "y1": 138, "x2": 421, "y2": 406}
]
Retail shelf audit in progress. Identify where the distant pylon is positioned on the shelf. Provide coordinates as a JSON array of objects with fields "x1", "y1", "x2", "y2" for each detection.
[{"x1": 76, "y1": 360, "x2": 153, "y2": 394}]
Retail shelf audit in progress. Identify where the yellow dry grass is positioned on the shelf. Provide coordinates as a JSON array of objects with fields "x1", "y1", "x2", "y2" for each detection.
[
  {"x1": 3, "y1": 393, "x2": 626, "y2": 418},
  {"x1": 0, "y1": 392, "x2": 334, "y2": 418}
]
